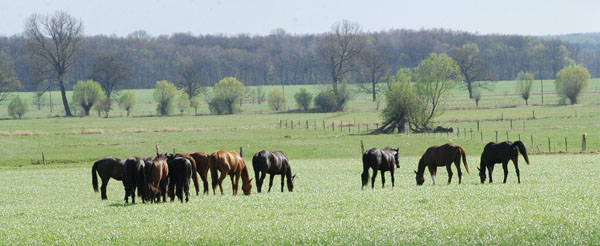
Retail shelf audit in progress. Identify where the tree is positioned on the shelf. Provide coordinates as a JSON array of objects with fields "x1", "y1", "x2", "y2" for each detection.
[
  {"x1": 413, "y1": 53, "x2": 460, "y2": 130},
  {"x1": 320, "y1": 20, "x2": 364, "y2": 109},
  {"x1": 176, "y1": 56, "x2": 205, "y2": 100},
  {"x1": 213, "y1": 77, "x2": 245, "y2": 114},
  {"x1": 93, "y1": 96, "x2": 111, "y2": 118},
  {"x1": 450, "y1": 43, "x2": 496, "y2": 98},
  {"x1": 89, "y1": 52, "x2": 128, "y2": 99},
  {"x1": 25, "y1": 11, "x2": 83, "y2": 117},
  {"x1": 373, "y1": 68, "x2": 421, "y2": 134},
  {"x1": 8, "y1": 95, "x2": 27, "y2": 119},
  {"x1": 33, "y1": 92, "x2": 47, "y2": 110},
  {"x1": 531, "y1": 43, "x2": 547, "y2": 104},
  {"x1": 516, "y1": 71, "x2": 534, "y2": 105},
  {"x1": 472, "y1": 86, "x2": 482, "y2": 107},
  {"x1": 176, "y1": 91, "x2": 190, "y2": 116},
  {"x1": 294, "y1": 88, "x2": 313, "y2": 111},
  {"x1": 190, "y1": 96, "x2": 201, "y2": 116},
  {"x1": 118, "y1": 91, "x2": 136, "y2": 117},
  {"x1": 267, "y1": 88, "x2": 285, "y2": 111},
  {"x1": 256, "y1": 86, "x2": 266, "y2": 104},
  {"x1": 555, "y1": 65, "x2": 590, "y2": 104},
  {"x1": 358, "y1": 43, "x2": 389, "y2": 101},
  {"x1": 72, "y1": 80, "x2": 105, "y2": 116},
  {"x1": 0, "y1": 53, "x2": 22, "y2": 104},
  {"x1": 153, "y1": 80, "x2": 177, "y2": 115}
]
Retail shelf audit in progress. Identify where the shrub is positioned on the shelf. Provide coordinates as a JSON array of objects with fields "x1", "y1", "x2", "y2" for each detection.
[
  {"x1": 93, "y1": 96, "x2": 112, "y2": 118},
  {"x1": 72, "y1": 80, "x2": 105, "y2": 116},
  {"x1": 153, "y1": 80, "x2": 177, "y2": 115},
  {"x1": 294, "y1": 88, "x2": 313, "y2": 111},
  {"x1": 555, "y1": 65, "x2": 590, "y2": 104},
  {"x1": 213, "y1": 77, "x2": 245, "y2": 114},
  {"x1": 314, "y1": 90, "x2": 337, "y2": 112},
  {"x1": 516, "y1": 71, "x2": 534, "y2": 105},
  {"x1": 176, "y1": 91, "x2": 190, "y2": 116},
  {"x1": 118, "y1": 91, "x2": 136, "y2": 117},
  {"x1": 8, "y1": 95, "x2": 27, "y2": 119},
  {"x1": 267, "y1": 88, "x2": 285, "y2": 111}
]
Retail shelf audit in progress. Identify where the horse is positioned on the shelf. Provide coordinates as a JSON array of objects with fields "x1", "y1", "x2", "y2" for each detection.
[
  {"x1": 189, "y1": 152, "x2": 211, "y2": 195},
  {"x1": 478, "y1": 141, "x2": 530, "y2": 184},
  {"x1": 252, "y1": 150, "x2": 295, "y2": 193},
  {"x1": 210, "y1": 150, "x2": 253, "y2": 195},
  {"x1": 361, "y1": 147, "x2": 399, "y2": 189},
  {"x1": 415, "y1": 143, "x2": 470, "y2": 185},
  {"x1": 167, "y1": 155, "x2": 193, "y2": 202},
  {"x1": 144, "y1": 155, "x2": 169, "y2": 203},
  {"x1": 92, "y1": 157, "x2": 124, "y2": 200},
  {"x1": 122, "y1": 157, "x2": 146, "y2": 204},
  {"x1": 175, "y1": 153, "x2": 200, "y2": 196}
]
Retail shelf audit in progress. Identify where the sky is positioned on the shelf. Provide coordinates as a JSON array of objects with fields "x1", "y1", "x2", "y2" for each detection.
[{"x1": 0, "y1": 0, "x2": 599, "y2": 37}]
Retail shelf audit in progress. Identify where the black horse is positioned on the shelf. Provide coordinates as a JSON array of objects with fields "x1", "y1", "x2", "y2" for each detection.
[
  {"x1": 167, "y1": 155, "x2": 193, "y2": 202},
  {"x1": 122, "y1": 157, "x2": 146, "y2": 204},
  {"x1": 362, "y1": 147, "x2": 399, "y2": 189},
  {"x1": 478, "y1": 141, "x2": 530, "y2": 184},
  {"x1": 252, "y1": 150, "x2": 296, "y2": 193}
]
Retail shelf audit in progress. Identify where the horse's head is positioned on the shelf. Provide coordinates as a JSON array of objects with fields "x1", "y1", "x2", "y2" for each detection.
[
  {"x1": 242, "y1": 178, "x2": 253, "y2": 195},
  {"x1": 393, "y1": 148, "x2": 400, "y2": 168},
  {"x1": 287, "y1": 174, "x2": 296, "y2": 192},
  {"x1": 415, "y1": 170, "x2": 425, "y2": 185},
  {"x1": 478, "y1": 167, "x2": 486, "y2": 184}
]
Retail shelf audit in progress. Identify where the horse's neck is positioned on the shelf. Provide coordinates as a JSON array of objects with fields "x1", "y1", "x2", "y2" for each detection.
[
  {"x1": 241, "y1": 164, "x2": 250, "y2": 183},
  {"x1": 417, "y1": 158, "x2": 426, "y2": 175}
]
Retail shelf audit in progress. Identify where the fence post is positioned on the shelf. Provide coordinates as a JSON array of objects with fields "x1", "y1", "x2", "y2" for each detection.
[
  {"x1": 361, "y1": 140, "x2": 365, "y2": 154},
  {"x1": 531, "y1": 135, "x2": 534, "y2": 151},
  {"x1": 286, "y1": 120, "x2": 288, "y2": 129},
  {"x1": 367, "y1": 123, "x2": 369, "y2": 133},
  {"x1": 510, "y1": 119, "x2": 513, "y2": 129},
  {"x1": 323, "y1": 120, "x2": 325, "y2": 130},
  {"x1": 495, "y1": 131, "x2": 498, "y2": 142},
  {"x1": 506, "y1": 131, "x2": 509, "y2": 141},
  {"x1": 501, "y1": 113, "x2": 504, "y2": 121},
  {"x1": 42, "y1": 152, "x2": 46, "y2": 165},
  {"x1": 582, "y1": 134, "x2": 587, "y2": 151},
  {"x1": 480, "y1": 130, "x2": 483, "y2": 141},
  {"x1": 533, "y1": 110, "x2": 535, "y2": 119},
  {"x1": 332, "y1": 122, "x2": 334, "y2": 131},
  {"x1": 548, "y1": 137, "x2": 551, "y2": 152},
  {"x1": 280, "y1": 120, "x2": 282, "y2": 128},
  {"x1": 457, "y1": 127, "x2": 460, "y2": 137},
  {"x1": 565, "y1": 137, "x2": 568, "y2": 152},
  {"x1": 464, "y1": 128, "x2": 466, "y2": 139},
  {"x1": 477, "y1": 120, "x2": 480, "y2": 131},
  {"x1": 314, "y1": 121, "x2": 316, "y2": 130},
  {"x1": 306, "y1": 120, "x2": 309, "y2": 129},
  {"x1": 340, "y1": 121, "x2": 343, "y2": 132},
  {"x1": 240, "y1": 147, "x2": 243, "y2": 157},
  {"x1": 518, "y1": 134, "x2": 521, "y2": 141},
  {"x1": 470, "y1": 128, "x2": 473, "y2": 140},
  {"x1": 376, "y1": 122, "x2": 379, "y2": 129}
]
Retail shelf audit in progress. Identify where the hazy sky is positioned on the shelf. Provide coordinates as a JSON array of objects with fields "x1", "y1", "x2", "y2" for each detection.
[{"x1": 1, "y1": 0, "x2": 599, "y2": 37}]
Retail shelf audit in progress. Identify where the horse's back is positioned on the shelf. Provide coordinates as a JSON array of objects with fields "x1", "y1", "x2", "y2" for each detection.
[
  {"x1": 482, "y1": 141, "x2": 515, "y2": 163},
  {"x1": 252, "y1": 150, "x2": 271, "y2": 171},
  {"x1": 363, "y1": 148, "x2": 382, "y2": 168}
]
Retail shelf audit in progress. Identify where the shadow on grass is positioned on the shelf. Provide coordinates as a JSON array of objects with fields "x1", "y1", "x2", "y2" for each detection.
[{"x1": 108, "y1": 202, "x2": 137, "y2": 207}]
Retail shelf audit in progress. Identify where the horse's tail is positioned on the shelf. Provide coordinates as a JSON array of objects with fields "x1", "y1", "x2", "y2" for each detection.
[
  {"x1": 512, "y1": 141, "x2": 530, "y2": 165},
  {"x1": 457, "y1": 145, "x2": 471, "y2": 174},
  {"x1": 92, "y1": 160, "x2": 100, "y2": 192},
  {"x1": 210, "y1": 153, "x2": 219, "y2": 188}
]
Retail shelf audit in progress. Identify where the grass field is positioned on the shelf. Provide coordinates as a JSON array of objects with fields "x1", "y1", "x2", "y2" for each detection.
[{"x1": 0, "y1": 79, "x2": 599, "y2": 245}]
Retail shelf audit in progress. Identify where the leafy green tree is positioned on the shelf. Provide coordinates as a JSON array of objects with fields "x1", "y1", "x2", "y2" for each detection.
[
  {"x1": 256, "y1": 86, "x2": 266, "y2": 104},
  {"x1": 314, "y1": 90, "x2": 338, "y2": 112},
  {"x1": 267, "y1": 88, "x2": 285, "y2": 111},
  {"x1": 413, "y1": 53, "x2": 461, "y2": 130},
  {"x1": 8, "y1": 95, "x2": 27, "y2": 119},
  {"x1": 190, "y1": 96, "x2": 201, "y2": 115},
  {"x1": 213, "y1": 77, "x2": 245, "y2": 114},
  {"x1": 153, "y1": 80, "x2": 177, "y2": 115},
  {"x1": 472, "y1": 86, "x2": 482, "y2": 107},
  {"x1": 555, "y1": 65, "x2": 590, "y2": 104},
  {"x1": 374, "y1": 68, "x2": 421, "y2": 134},
  {"x1": 449, "y1": 43, "x2": 496, "y2": 98},
  {"x1": 531, "y1": 43, "x2": 547, "y2": 104},
  {"x1": 177, "y1": 91, "x2": 190, "y2": 116},
  {"x1": 118, "y1": 91, "x2": 136, "y2": 117},
  {"x1": 0, "y1": 53, "x2": 22, "y2": 104},
  {"x1": 72, "y1": 80, "x2": 105, "y2": 116},
  {"x1": 93, "y1": 96, "x2": 112, "y2": 118},
  {"x1": 294, "y1": 88, "x2": 313, "y2": 111},
  {"x1": 33, "y1": 92, "x2": 47, "y2": 110},
  {"x1": 516, "y1": 71, "x2": 534, "y2": 105}
]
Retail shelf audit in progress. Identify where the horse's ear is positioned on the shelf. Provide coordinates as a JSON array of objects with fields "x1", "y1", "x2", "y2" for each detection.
[
  {"x1": 477, "y1": 167, "x2": 481, "y2": 171},
  {"x1": 292, "y1": 174, "x2": 296, "y2": 179},
  {"x1": 414, "y1": 170, "x2": 417, "y2": 174}
]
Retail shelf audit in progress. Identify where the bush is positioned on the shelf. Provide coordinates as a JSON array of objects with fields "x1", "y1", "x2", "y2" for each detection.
[
  {"x1": 72, "y1": 80, "x2": 105, "y2": 116},
  {"x1": 118, "y1": 91, "x2": 136, "y2": 117},
  {"x1": 314, "y1": 90, "x2": 337, "y2": 112},
  {"x1": 93, "y1": 96, "x2": 111, "y2": 118},
  {"x1": 153, "y1": 80, "x2": 177, "y2": 115},
  {"x1": 555, "y1": 65, "x2": 590, "y2": 104},
  {"x1": 516, "y1": 71, "x2": 534, "y2": 105},
  {"x1": 294, "y1": 88, "x2": 313, "y2": 111},
  {"x1": 208, "y1": 97, "x2": 227, "y2": 115},
  {"x1": 8, "y1": 95, "x2": 27, "y2": 119},
  {"x1": 267, "y1": 88, "x2": 285, "y2": 111},
  {"x1": 213, "y1": 77, "x2": 245, "y2": 114},
  {"x1": 190, "y1": 96, "x2": 201, "y2": 115},
  {"x1": 176, "y1": 91, "x2": 190, "y2": 115},
  {"x1": 472, "y1": 86, "x2": 482, "y2": 107}
]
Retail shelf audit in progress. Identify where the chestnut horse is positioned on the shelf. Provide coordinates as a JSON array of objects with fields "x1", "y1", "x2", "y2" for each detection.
[
  {"x1": 122, "y1": 157, "x2": 146, "y2": 204},
  {"x1": 190, "y1": 152, "x2": 211, "y2": 195},
  {"x1": 252, "y1": 150, "x2": 295, "y2": 193},
  {"x1": 415, "y1": 143, "x2": 470, "y2": 185},
  {"x1": 167, "y1": 155, "x2": 193, "y2": 202},
  {"x1": 92, "y1": 157, "x2": 124, "y2": 200},
  {"x1": 478, "y1": 141, "x2": 530, "y2": 184},
  {"x1": 210, "y1": 150, "x2": 253, "y2": 195},
  {"x1": 175, "y1": 153, "x2": 200, "y2": 195},
  {"x1": 144, "y1": 155, "x2": 169, "y2": 202},
  {"x1": 361, "y1": 147, "x2": 399, "y2": 189}
]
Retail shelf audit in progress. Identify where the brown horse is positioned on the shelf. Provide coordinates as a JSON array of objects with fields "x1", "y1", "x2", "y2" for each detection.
[
  {"x1": 210, "y1": 150, "x2": 253, "y2": 195},
  {"x1": 175, "y1": 153, "x2": 200, "y2": 196},
  {"x1": 190, "y1": 152, "x2": 211, "y2": 195},
  {"x1": 415, "y1": 143, "x2": 471, "y2": 185},
  {"x1": 144, "y1": 155, "x2": 169, "y2": 202},
  {"x1": 92, "y1": 157, "x2": 125, "y2": 200}
]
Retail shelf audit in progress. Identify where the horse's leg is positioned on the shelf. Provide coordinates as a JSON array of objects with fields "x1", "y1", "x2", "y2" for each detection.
[
  {"x1": 488, "y1": 165, "x2": 494, "y2": 183},
  {"x1": 217, "y1": 169, "x2": 228, "y2": 195},
  {"x1": 281, "y1": 174, "x2": 285, "y2": 192},
  {"x1": 168, "y1": 178, "x2": 175, "y2": 202},
  {"x1": 131, "y1": 186, "x2": 136, "y2": 204},
  {"x1": 428, "y1": 165, "x2": 437, "y2": 185},
  {"x1": 381, "y1": 169, "x2": 386, "y2": 188},
  {"x1": 101, "y1": 177, "x2": 110, "y2": 200},
  {"x1": 513, "y1": 157, "x2": 521, "y2": 184},
  {"x1": 446, "y1": 164, "x2": 453, "y2": 185},
  {"x1": 371, "y1": 167, "x2": 378, "y2": 189},
  {"x1": 268, "y1": 174, "x2": 275, "y2": 192},
  {"x1": 201, "y1": 167, "x2": 209, "y2": 195},
  {"x1": 233, "y1": 171, "x2": 241, "y2": 196},
  {"x1": 391, "y1": 169, "x2": 395, "y2": 188},
  {"x1": 455, "y1": 161, "x2": 463, "y2": 184},
  {"x1": 502, "y1": 161, "x2": 509, "y2": 184},
  {"x1": 231, "y1": 173, "x2": 239, "y2": 196},
  {"x1": 258, "y1": 172, "x2": 266, "y2": 193},
  {"x1": 161, "y1": 179, "x2": 168, "y2": 202}
]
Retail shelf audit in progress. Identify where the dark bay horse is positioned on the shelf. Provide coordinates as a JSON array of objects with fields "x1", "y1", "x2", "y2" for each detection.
[
  {"x1": 175, "y1": 153, "x2": 200, "y2": 196},
  {"x1": 252, "y1": 150, "x2": 295, "y2": 193},
  {"x1": 92, "y1": 157, "x2": 124, "y2": 200},
  {"x1": 190, "y1": 152, "x2": 211, "y2": 195},
  {"x1": 361, "y1": 147, "x2": 399, "y2": 189},
  {"x1": 167, "y1": 155, "x2": 193, "y2": 202},
  {"x1": 210, "y1": 150, "x2": 253, "y2": 195},
  {"x1": 122, "y1": 157, "x2": 146, "y2": 204},
  {"x1": 144, "y1": 155, "x2": 169, "y2": 202},
  {"x1": 415, "y1": 143, "x2": 470, "y2": 185},
  {"x1": 478, "y1": 141, "x2": 530, "y2": 184}
]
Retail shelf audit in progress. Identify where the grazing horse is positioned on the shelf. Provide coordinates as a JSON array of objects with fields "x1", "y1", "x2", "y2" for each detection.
[
  {"x1": 144, "y1": 155, "x2": 169, "y2": 202},
  {"x1": 415, "y1": 143, "x2": 470, "y2": 185},
  {"x1": 122, "y1": 157, "x2": 146, "y2": 204},
  {"x1": 252, "y1": 150, "x2": 296, "y2": 193},
  {"x1": 361, "y1": 147, "x2": 399, "y2": 189},
  {"x1": 190, "y1": 152, "x2": 211, "y2": 195},
  {"x1": 175, "y1": 153, "x2": 200, "y2": 196},
  {"x1": 167, "y1": 155, "x2": 193, "y2": 202},
  {"x1": 210, "y1": 150, "x2": 253, "y2": 195},
  {"x1": 92, "y1": 157, "x2": 124, "y2": 200},
  {"x1": 478, "y1": 141, "x2": 530, "y2": 184}
]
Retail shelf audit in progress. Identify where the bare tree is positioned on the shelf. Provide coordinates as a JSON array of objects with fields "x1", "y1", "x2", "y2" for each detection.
[
  {"x1": 89, "y1": 52, "x2": 128, "y2": 99},
  {"x1": 176, "y1": 56, "x2": 205, "y2": 100},
  {"x1": 25, "y1": 11, "x2": 83, "y2": 117},
  {"x1": 359, "y1": 43, "x2": 389, "y2": 101},
  {"x1": 0, "y1": 53, "x2": 22, "y2": 103},
  {"x1": 450, "y1": 43, "x2": 496, "y2": 98}
]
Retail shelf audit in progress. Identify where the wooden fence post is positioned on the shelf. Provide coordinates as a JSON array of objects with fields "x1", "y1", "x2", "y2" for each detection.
[
  {"x1": 506, "y1": 131, "x2": 509, "y2": 141},
  {"x1": 495, "y1": 131, "x2": 498, "y2": 142},
  {"x1": 531, "y1": 135, "x2": 534, "y2": 151},
  {"x1": 332, "y1": 122, "x2": 334, "y2": 131},
  {"x1": 361, "y1": 140, "x2": 365, "y2": 154},
  {"x1": 480, "y1": 130, "x2": 483, "y2": 141},
  {"x1": 518, "y1": 134, "x2": 521, "y2": 141},
  {"x1": 582, "y1": 134, "x2": 587, "y2": 151},
  {"x1": 510, "y1": 119, "x2": 513, "y2": 129},
  {"x1": 306, "y1": 120, "x2": 309, "y2": 129},
  {"x1": 548, "y1": 137, "x2": 551, "y2": 152},
  {"x1": 470, "y1": 128, "x2": 473, "y2": 140},
  {"x1": 565, "y1": 137, "x2": 568, "y2": 152},
  {"x1": 477, "y1": 121, "x2": 480, "y2": 131},
  {"x1": 42, "y1": 152, "x2": 46, "y2": 165},
  {"x1": 285, "y1": 120, "x2": 288, "y2": 129},
  {"x1": 323, "y1": 120, "x2": 325, "y2": 130},
  {"x1": 240, "y1": 147, "x2": 243, "y2": 157},
  {"x1": 280, "y1": 120, "x2": 282, "y2": 128}
]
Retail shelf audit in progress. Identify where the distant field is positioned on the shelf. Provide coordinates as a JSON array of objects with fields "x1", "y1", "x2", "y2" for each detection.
[{"x1": 0, "y1": 79, "x2": 599, "y2": 244}]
